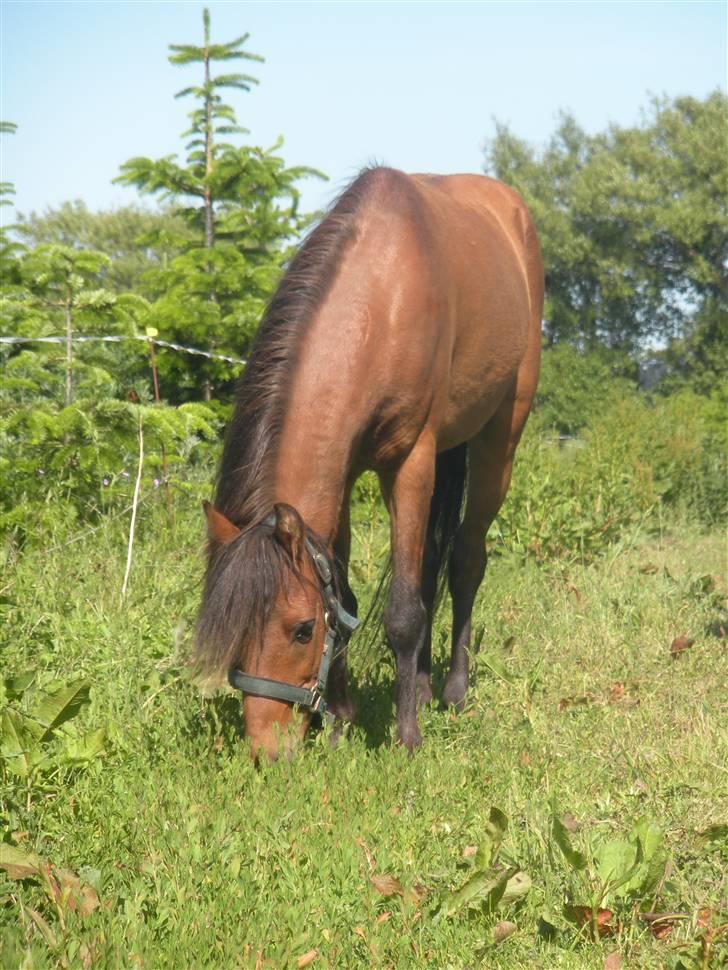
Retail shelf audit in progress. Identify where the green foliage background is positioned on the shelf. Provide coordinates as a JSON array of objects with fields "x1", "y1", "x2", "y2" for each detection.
[{"x1": 1, "y1": 11, "x2": 726, "y2": 967}]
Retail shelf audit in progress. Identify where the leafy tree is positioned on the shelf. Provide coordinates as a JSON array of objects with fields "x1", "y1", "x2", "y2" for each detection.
[
  {"x1": 0, "y1": 122, "x2": 24, "y2": 284},
  {"x1": 485, "y1": 92, "x2": 728, "y2": 357},
  {"x1": 534, "y1": 345, "x2": 636, "y2": 436},
  {"x1": 3, "y1": 245, "x2": 149, "y2": 406},
  {"x1": 115, "y1": 7, "x2": 324, "y2": 399},
  {"x1": 15, "y1": 202, "x2": 193, "y2": 294}
]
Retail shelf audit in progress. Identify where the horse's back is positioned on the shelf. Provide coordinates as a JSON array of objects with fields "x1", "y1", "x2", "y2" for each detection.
[{"x1": 400, "y1": 173, "x2": 542, "y2": 449}]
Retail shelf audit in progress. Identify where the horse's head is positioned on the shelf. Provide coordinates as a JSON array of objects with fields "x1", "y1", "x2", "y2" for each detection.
[{"x1": 198, "y1": 501, "x2": 332, "y2": 762}]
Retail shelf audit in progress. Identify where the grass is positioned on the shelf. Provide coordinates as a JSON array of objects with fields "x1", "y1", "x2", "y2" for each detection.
[{"x1": 1, "y1": 487, "x2": 726, "y2": 969}]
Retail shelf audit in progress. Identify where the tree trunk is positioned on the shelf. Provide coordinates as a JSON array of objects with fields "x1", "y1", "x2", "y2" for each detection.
[{"x1": 204, "y1": 47, "x2": 214, "y2": 250}]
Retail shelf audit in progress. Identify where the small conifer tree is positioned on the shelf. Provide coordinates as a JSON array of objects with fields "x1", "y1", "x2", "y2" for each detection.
[{"x1": 116, "y1": 8, "x2": 323, "y2": 400}]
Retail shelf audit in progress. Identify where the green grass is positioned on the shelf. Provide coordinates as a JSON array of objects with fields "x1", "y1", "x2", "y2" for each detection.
[{"x1": 1, "y1": 489, "x2": 726, "y2": 969}]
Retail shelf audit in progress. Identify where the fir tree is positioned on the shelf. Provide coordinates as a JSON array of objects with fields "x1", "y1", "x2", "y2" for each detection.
[{"x1": 116, "y1": 8, "x2": 324, "y2": 400}]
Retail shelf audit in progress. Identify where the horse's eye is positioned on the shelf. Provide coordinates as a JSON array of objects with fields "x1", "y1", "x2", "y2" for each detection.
[{"x1": 293, "y1": 620, "x2": 314, "y2": 644}]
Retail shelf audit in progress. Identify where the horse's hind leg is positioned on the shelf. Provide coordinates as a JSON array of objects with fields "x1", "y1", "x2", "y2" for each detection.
[
  {"x1": 441, "y1": 402, "x2": 524, "y2": 710},
  {"x1": 381, "y1": 431, "x2": 437, "y2": 750}
]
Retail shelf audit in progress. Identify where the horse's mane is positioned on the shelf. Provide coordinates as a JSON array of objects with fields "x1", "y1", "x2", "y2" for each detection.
[
  {"x1": 196, "y1": 167, "x2": 382, "y2": 677},
  {"x1": 214, "y1": 168, "x2": 381, "y2": 529}
]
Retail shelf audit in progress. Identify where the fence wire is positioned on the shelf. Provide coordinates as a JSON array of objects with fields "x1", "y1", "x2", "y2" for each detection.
[{"x1": 0, "y1": 333, "x2": 247, "y2": 366}]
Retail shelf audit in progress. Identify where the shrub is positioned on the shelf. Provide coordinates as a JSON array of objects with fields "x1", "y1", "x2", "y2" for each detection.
[
  {"x1": 0, "y1": 399, "x2": 220, "y2": 542},
  {"x1": 495, "y1": 390, "x2": 726, "y2": 560}
]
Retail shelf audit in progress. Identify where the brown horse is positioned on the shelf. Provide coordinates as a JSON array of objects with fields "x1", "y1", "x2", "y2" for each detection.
[{"x1": 196, "y1": 166, "x2": 543, "y2": 761}]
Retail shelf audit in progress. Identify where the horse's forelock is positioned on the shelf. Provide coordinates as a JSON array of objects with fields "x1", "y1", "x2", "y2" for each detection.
[{"x1": 195, "y1": 526, "x2": 293, "y2": 679}]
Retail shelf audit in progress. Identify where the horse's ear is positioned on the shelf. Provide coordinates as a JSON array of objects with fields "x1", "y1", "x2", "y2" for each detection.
[
  {"x1": 203, "y1": 500, "x2": 241, "y2": 545},
  {"x1": 272, "y1": 503, "x2": 305, "y2": 564}
]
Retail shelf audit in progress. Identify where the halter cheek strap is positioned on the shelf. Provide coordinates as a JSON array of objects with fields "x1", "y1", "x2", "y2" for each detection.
[{"x1": 227, "y1": 520, "x2": 360, "y2": 720}]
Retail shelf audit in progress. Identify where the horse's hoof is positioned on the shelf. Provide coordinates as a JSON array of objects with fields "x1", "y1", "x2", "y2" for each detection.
[
  {"x1": 328, "y1": 700, "x2": 356, "y2": 723},
  {"x1": 416, "y1": 673, "x2": 433, "y2": 707},
  {"x1": 441, "y1": 675, "x2": 468, "y2": 711},
  {"x1": 397, "y1": 723, "x2": 422, "y2": 753}
]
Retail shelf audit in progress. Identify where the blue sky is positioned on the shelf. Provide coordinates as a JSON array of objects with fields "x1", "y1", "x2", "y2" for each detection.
[{"x1": 2, "y1": 1, "x2": 726, "y2": 220}]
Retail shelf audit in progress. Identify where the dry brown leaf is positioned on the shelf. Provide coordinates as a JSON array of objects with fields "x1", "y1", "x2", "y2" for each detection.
[
  {"x1": 296, "y1": 949, "x2": 317, "y2": 969},
  {"x1": 0, "y1": 852, "x2": 41, "y2": 881},
  {"x1": 355, "y1": 838, "x2": 376, "y2": 871},
  {"x1": 608, "y1": 682, "x2": 625, "y2": 703},
  {"x1": 79, "y1": 885, "x2": 100, "y2": 917},
  {"x1": 44, "y1": 864, "x2": 62, "y2": 906},
  {"x1": 519, "y1": 751, "x2": 531, "y2": 766},
  {"x1": 56, "y1": 867, "x2": 82, "y2": 909},
  {"x1": 566, "y1": 583, "x2": 582, "y2": 602},
  {"x1": 558, "y1": 694, "x2": 596, "y2": 713},
  {"x1": 639, "y1": 911, "x2": 685, "y2": 939},
  {"x1": 565, "y1": 906, "x2": 616, "y2": 937},
  {"x1": 670, "y1": 635, "x2": 694, "y2": 658},
  {"x1": 493, "y1": 920, "x2": 516, "y2": 943},
  {"x1": 696, "y1": 906, "x2": 712, "y2": 929},
  {"x1": 639, "y1": 562, "x2": 659, "y2": 575},
  {"x1": 406, "y1": 883, "x2": 427, "y2": 905},
  {"x1": 376, "y1": 911, "x2": 391, "y2": 924},
  {"x1": 353, "y1": 927, "x2": 367, "y2": 940},
  {"x1": 607, "y1": 682, "x2": 640, "y2": 708},
  {"x1": 603, "y1": 953, "x2": 621, "y2": 970},
  {"x1": 462, "y1": 845, "x2": 477, "y2": 858},
  {"x1": 370, "y1": 874, "x2": 404, "y2": 897},
  {"x1": 80, "y1": 942, "x2": 94, "y2": 970},
  {"x1": 560, "y1": 813, "x2": 580, "y2": 833}
]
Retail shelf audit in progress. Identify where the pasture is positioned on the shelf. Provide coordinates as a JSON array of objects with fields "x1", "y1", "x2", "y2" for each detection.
[
  {"x1": 1, "y1": 441, "x2": 726, "y2": 969},
  {"x1": 3, "y1": 8, "x2": 726, "y2": 968}
]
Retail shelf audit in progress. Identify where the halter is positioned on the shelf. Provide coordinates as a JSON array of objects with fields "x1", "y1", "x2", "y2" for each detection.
[{"x1": 227, "y1": 516, "x2": 360, "y2": 721}]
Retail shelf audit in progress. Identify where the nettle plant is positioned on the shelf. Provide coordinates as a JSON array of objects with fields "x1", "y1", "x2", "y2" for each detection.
[
  {"x1": 0, "y1": 673, "x2": 105, "y2": 817},
  {"x1": 548, "y1": 810, "x2": 670, "y2": 942},
  {"x1": 434, "y1": 807, "x2": 532, "y2": 928}
]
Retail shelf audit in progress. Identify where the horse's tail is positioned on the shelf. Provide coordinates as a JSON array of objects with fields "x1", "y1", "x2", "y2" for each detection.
[{"x1": 427, "y1": 442, "x2": 468, "y2": 609}]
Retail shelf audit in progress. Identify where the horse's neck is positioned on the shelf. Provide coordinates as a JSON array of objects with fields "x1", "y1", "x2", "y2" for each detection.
[
  {"x1": 272, "y1": 426, "x2": 352, "y2": 544},
  {"x1": 271, "y1": 258, "x2": 372, "y2": 542},
  {"x1": 272, "y1": 328, "x2": 361, "y2": 542}
]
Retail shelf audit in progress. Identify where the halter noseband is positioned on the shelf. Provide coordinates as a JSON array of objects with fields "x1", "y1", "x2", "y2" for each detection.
[{"x1": 227, "y1": 515, "x2": 360, "y2": 721}]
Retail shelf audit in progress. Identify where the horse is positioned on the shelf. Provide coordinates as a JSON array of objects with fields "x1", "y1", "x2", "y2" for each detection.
[{"x1": 196, "y1": 166, "x2": 543, "y2": 761}]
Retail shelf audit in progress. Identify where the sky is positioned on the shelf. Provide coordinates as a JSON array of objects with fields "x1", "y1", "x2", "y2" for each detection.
[{"x1": 1, "y1": 0, "x2": 726, "y2": 221}]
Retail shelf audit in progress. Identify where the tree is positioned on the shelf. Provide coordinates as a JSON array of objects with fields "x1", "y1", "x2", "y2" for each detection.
[
  {"x1": 115, "y1": 7, "x2": 323, "y2": 400},
  {"x1": 484, "y1": 92, "x2": 728, "y2": 357},
  {"x1": 3, "y1": 245, "x2": 149, "y2": 406},
  {"x1": 15, "y1": 202, "x2": 193, "y2": 294},
  {"x1": 0, "y1": 122, "x2": 24, "y2": 284}
]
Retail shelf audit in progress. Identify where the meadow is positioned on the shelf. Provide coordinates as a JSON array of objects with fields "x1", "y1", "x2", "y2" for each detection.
[{"x1": 1, "y1": 397, "x2": 727, "y2": 969}]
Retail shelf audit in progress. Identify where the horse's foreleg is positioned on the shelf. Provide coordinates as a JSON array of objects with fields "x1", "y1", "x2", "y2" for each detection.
[
  {"x1": 416, "y1": 523, "x2": 438, "y2": 706},
  {"x1": 382, "y1": 433, "x2": 436, "y2": 751},
  {"x1": 328, "y1": 492, "x2": 357, "y2": 724},
  {"x1": 442, "y1": 420, "x2": 517, "y2": 710}
]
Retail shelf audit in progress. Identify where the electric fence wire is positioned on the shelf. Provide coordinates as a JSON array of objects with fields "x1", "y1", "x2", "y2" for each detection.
[{"x1": 0, "y1": 333, "x2": 247, "y2": 366}]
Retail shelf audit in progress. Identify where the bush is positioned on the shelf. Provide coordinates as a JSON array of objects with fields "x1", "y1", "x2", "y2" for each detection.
[
  {"x1": 533, "y1": 344, "x2": 637, "y2": 436},
  {"x1": 495, "y1": 390, "x2": 727, "y2": 560},
  {"x1": 0, "y1": 399, "x2": 221, "y2": 541}
]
